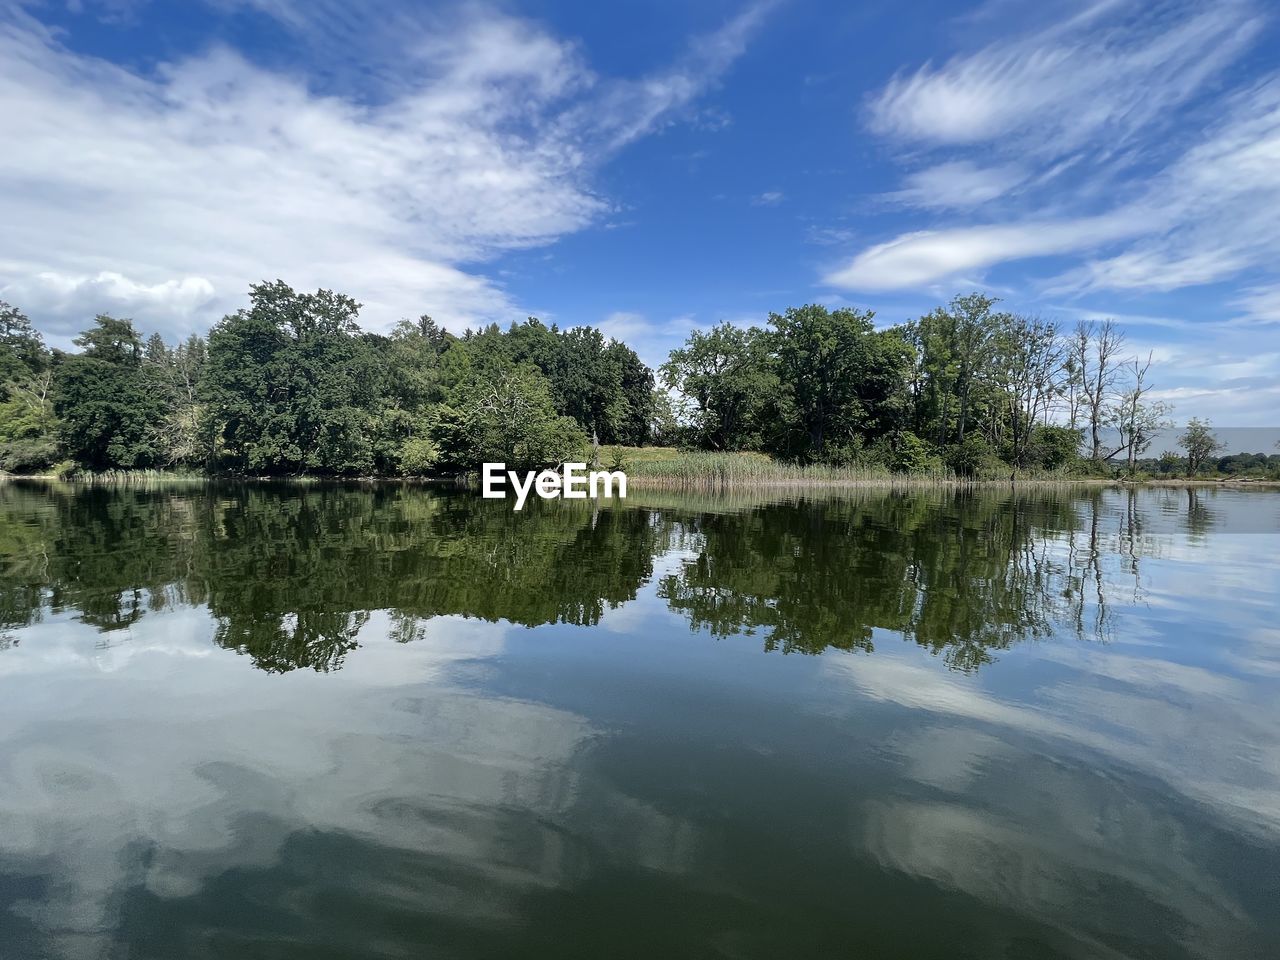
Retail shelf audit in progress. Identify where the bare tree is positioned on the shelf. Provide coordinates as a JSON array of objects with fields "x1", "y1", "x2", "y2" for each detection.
[
  {"x1": 1072, "y1": 319, "x2": 1126, "y2": 461},
  {"x1": 1109, "y1": 352, "x2": 1171, "y2": 475},
  {"x1": 998, "y1": 314, "x2": 1067, "y2": 465}
]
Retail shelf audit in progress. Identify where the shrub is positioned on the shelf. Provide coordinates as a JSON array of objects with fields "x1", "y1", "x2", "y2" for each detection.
[
  {"x1": 890, "y1": 432, "x2": 941, "y2": 474},
  {"x1": 945, "y1": 434, "x2": 999, "y2": 478},
  {"x1": 398, "y1": 436, "x2": 440, "y2": 476},
  {"x1": 1027, "y1": 425, "x2": 1082, "y2": 471}
]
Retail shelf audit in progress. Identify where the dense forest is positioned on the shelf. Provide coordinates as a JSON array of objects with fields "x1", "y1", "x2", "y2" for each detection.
[{"x1": 0, "y1": 282, "x2": 1268, "y2": 479}]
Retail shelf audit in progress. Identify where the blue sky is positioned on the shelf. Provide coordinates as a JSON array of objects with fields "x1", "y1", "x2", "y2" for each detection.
[{"x1": 2, "y1": 0, "x2": 1279, "y2": 425}]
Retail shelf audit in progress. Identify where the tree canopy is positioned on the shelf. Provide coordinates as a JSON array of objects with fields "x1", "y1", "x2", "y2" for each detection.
[{"x1": 0, "y1": 282, "x2": 1242, "y2": 480}]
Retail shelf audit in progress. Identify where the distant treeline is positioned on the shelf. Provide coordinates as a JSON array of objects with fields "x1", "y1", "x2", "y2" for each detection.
[{"x1": 0, "y1": 283, "x2": 1264, "y2": 478}]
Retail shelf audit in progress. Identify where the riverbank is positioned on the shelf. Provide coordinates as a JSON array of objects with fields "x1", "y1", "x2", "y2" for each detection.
[
  {"x1": 602, "y1": 447, "x2": 1280, "y2": 489},
  {"x1": 4, "y1": 446, "x2": 1279, "y2": 488}
]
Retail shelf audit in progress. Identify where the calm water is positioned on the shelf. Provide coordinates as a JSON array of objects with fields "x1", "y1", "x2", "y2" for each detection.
[{"x1": 1, "y1": 481, "x2": 1278, "y2": 960}]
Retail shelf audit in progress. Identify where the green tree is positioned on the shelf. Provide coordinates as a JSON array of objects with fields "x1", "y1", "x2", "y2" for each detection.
[
  {"x1": 661, "y1": 322, "x2": 776, "y2": 451},
  {"x1": 605, "y1": 338, "x2": 655, "y2": 445},
  {"x1": 0, "y1": 301, "x2": 58, "y2": 472},
  {"x1": 898, "y1": 293, "x2": 1005, "y2": 450},
  {"x1": 768, "y1": 304, "x2": 909, "y2": 462},
  {"x1": 434, "y1": 361, "x2": 586, "y2": 470},
  {"x1": 1026, "y1": 425, "x2": 1082, "y2": 471},
  {"x1": 54, "y1": 315, "x2": 164, "y2": 470},
  {"x1": 203, "y1": 281, "x2": 379, "y2": 474},
  {"x1": 1179, "y1": 418, "x2": 1224, "y2": 476},
  {"x1": 366, "y1": 316, "x2": 452, "y2": 475},
  {"x1": 994, "y1": 314, "x2": 1066, "y2": 465}
]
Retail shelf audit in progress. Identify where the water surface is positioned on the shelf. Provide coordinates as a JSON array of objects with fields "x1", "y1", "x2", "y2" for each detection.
[{"x1": 1, "y1": 481, "x2": 1278, "y2": 959}]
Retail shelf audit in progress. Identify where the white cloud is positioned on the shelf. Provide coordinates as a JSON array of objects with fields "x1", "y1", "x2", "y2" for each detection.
[
  {"x1": 1062, "y1": 77, "x2": 1280, "y2": 293},
  {"x1": 824, "y1": 214, "x2": 1137, "y2": 290},
  {"x1": 1232, "y1": 284, "x2": 1280, "y2": 325},
  {"x1": 0, "y1": 4, "x2": 767, "y2": 339},
  {"x1": 590, "y1": 311, "x2": 704, "y2": 369},
  {"x1": 751, "y1": 190, "x2": 784, "y2": 206},
  {"x1": 834, "y1": 1, "x2": 1280, "y2": 314},
  {"x1": 597, "y1": 310, "x2": 653, "y2": 343},
  {"x1": 888, "y1": 160, "x2": 1026, "y2": 209},
  {"x1": 867, "y1": 0, "x2": 1260, "y2": 151}
]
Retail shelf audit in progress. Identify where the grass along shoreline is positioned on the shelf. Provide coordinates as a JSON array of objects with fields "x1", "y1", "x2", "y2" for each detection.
[{"x1": 6, "y1": 447, "x2": 1279, "y2": 489}]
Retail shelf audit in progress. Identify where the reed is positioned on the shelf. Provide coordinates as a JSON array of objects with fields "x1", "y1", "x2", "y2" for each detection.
[
  {"x1": 602, "y1": 447, "x2": 951, "y2": 489},
  {"x1": 597, "y1": 446, "x2": 1112, "y2": 490}
]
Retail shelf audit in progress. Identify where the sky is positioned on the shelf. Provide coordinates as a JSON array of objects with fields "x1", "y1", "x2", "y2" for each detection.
[{"x1": 1, "y1": 0, "x2": 1278, "y2": 426}]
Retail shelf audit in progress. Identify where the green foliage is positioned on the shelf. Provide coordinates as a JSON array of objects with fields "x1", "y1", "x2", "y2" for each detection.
[
  {"x1": 203, "y1": 281, "x2": 379, "y2": 475},
  {"x1": 648, "y1": 389, "x2": 682, "y2": 447},
  {"x1": 1179, "y1": 418, "x2": 1224, "y2": 476},
  {"x1": 890, "y1": 432, "x2": 941, "y2": 474},
  {"x1": 0, "y1": 284, "x2": 1211, "y2": 483},
  {"x1": 1026, "y1": 425, "x2": 1082, "y2": 472},
  {"x1": 0, "y1": 301, "x2": 58, "y2": 472},
  {"x1": 469, "y1": 318, "x2": 653, "y2": 445},
  {"x1": 946, "y1": 433, "x2": 1000, "y2": 478},
  {"x1": 660, "y1": 322, "x2": 776, "y2": 451},
  {"x1": 54, "y1": 316, "x2": 165, "y2": 470},
  {"x1": 435, "y1": 361, "x2": 586, "y2": 470},
  {"x1": 398, "y1": 436, "x2": 440, "y2": 475},
  {"x1": 768, "y1": 304, "x2": 911, "y2": 462}
]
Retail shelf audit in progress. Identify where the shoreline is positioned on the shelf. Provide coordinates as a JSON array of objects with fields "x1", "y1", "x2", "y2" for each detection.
[{"x1": 4, "y1": 472, "x2": 1279, "y2": 490}]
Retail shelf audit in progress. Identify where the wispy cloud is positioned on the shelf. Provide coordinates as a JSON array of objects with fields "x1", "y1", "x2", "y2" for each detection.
[
  {"x1": 886, "y1": 160, "x2": 1027, "y2": 210},
  {"x1": 825, "y1": 214, "x2": 1138, "y2": 290},
  {"x1": 829, "y1": 0, "x2": 1278, "y2": 300},
  {"x1": 867, "y1": 0, "x2": 1260, "y2": 154},
  {"x1": 0, "y1": 3, "x2": 770, "y2": 339}
]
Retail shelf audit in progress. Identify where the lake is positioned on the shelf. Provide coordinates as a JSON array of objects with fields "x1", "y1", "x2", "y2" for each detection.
[{"x1": 1, "y1": 480, "x2": 1278, "y2": 959}]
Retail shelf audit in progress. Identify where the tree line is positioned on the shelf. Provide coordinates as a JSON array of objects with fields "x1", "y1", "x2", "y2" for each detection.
[
  {"x1": 0, "y1": 282, "x2": 652, "y2": 476},
  {"x1": 0, "y1": 282, "x2": 1255, "y2": 478},
  {"x1": 659, "y1": 294, "x2": 1185, "y2": 475}
]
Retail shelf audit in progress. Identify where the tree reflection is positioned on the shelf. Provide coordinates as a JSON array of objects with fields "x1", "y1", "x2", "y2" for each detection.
[
  {"x1": 0, "y1": 480, "x2": 1223, "y2": 674},
  {"x1": 658, "y1": 490, "x2": 1109, "y2": 669}
]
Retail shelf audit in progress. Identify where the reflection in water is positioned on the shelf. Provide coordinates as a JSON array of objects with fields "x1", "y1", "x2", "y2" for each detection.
[
  {"x1": 1, "y1": 483, "x2": 663, "y2": 672},
  {"x1": 0, "y1": 481, "x2": 1278, "y2": 960},
  {"x1": 658, "y1": 490, "x2": 1125, "y2": 670},
  {"x1": 0, "y1": 481, "x2": 1234, "y2": 673}
]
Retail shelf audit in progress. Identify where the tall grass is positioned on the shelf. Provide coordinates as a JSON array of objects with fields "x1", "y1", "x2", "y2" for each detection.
[
  {"x1": 599, "y1": 446, "x2": 1113, "y2": 490},
  {"x1": 607, "y1": 448, "x2": 953, "y2": 489}
]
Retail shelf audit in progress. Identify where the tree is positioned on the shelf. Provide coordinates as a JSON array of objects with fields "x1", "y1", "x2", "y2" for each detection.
[
  {"x1": 605, "y1": 339, "x2": 655, "y2": 445},
  {"x1": 1071, "y1": 319, "x2": 1126, "y2": 461},
  {"x1": 1109, "y1": 352, "x2": 1171, "y2": 475},
  {"x1": 648, "y1": 389, "x2": 682, "y2": 446},
  {"x1": 1026, "y1": 425, "x2": 1082, "y2": 471},
  {"x1": 768, "y1": 304, "x2": 910, "y2": 462},
  {"x1": 434, "y1": 362, "x2": 586, "y2": 470},
  {"x1": 661, "y1": 322, "x2": 776, "y2": 451},
  {"x1": 994, "y1": 314, "x2": 1066, "y2": 465},
  {"x1": 1179, "y1": 418, "x2": 1224, "y2": 476},
  {"x1": 202, "y1": 281, "x2": 379, "y2": 474},
  {"x1": 0, "y1": 301, "x2": 58, "y2": 472},
  {"x1": 947, "y1": 293, "x2": 1001, "y2": 444},
  {"x1": 898, "y1": 293, "x2": 1005, "y2": 451},
  {"x1": 54, "y1": 315, "x2": 164, "y2": 469}
]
